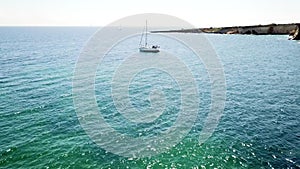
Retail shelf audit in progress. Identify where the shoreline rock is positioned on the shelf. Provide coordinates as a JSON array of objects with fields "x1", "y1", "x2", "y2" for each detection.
[{"x1": 290, "y1": 24, "x2": 300, "y2": 40}]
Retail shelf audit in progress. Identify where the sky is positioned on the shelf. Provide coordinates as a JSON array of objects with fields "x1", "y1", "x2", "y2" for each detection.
[{"x1": 0, "y1": 0, "x2": 299, "y2": 27}]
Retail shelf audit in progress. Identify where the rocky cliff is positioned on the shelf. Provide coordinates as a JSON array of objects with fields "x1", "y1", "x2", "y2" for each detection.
[
  {"x1": 201, "y1": 24, "x2": 298, "y2": 35},
  {"x1": 152, "y1": 23, "x2": 300, "y2": 40}
]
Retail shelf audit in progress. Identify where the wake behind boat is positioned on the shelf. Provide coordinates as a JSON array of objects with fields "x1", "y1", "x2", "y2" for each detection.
[{"x1": 139, "y1": 20, "x2": 160, "y2": 53}]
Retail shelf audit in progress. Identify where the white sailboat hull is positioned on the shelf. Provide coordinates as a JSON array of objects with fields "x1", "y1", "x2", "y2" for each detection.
[{"x1": 139, "y1": 47, "x2": 160, "y2": 53}]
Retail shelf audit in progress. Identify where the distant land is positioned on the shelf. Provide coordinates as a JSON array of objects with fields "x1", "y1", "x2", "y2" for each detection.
[{"x1": 152, "y1": 23, "x2": 300, "y2": 40}]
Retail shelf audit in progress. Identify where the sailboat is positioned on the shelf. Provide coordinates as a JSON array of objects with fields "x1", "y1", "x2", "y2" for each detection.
[{"x1": 139, "y1": 21, "x2": 160, "y2": 53}]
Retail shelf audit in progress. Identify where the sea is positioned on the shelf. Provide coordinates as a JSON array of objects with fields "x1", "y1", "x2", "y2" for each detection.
[{"x1": 0, "y1": 27, "x2": 299, "y2": 168}]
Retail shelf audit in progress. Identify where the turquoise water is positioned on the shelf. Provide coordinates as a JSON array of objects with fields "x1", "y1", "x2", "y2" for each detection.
[{"x1": 0, "y1": 27, "x2": 299, "y2": 168}]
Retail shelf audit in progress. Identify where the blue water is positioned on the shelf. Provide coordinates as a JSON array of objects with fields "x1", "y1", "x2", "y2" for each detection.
[{"x1": 0, "y1": 27, "x2": 299, "y2": 168}]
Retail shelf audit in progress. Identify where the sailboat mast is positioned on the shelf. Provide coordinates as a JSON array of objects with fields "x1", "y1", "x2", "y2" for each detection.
[{"x1": 145, "y1": 20, "x2": 148, "y2": 47}]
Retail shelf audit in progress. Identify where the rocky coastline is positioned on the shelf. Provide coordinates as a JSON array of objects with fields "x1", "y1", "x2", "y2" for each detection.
[{"x1": 152, "y1": 23, "x2": 300, "y2": 40}]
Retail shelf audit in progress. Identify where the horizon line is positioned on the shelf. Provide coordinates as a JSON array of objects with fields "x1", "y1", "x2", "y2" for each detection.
[{"x1": 0, "y1": 22, "x2": 299, "y2": 28}]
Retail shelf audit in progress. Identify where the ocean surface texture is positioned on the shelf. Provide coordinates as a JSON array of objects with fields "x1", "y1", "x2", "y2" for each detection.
[{"x1": 0, "y1": 27, "x2": 299, "y2": 168}]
